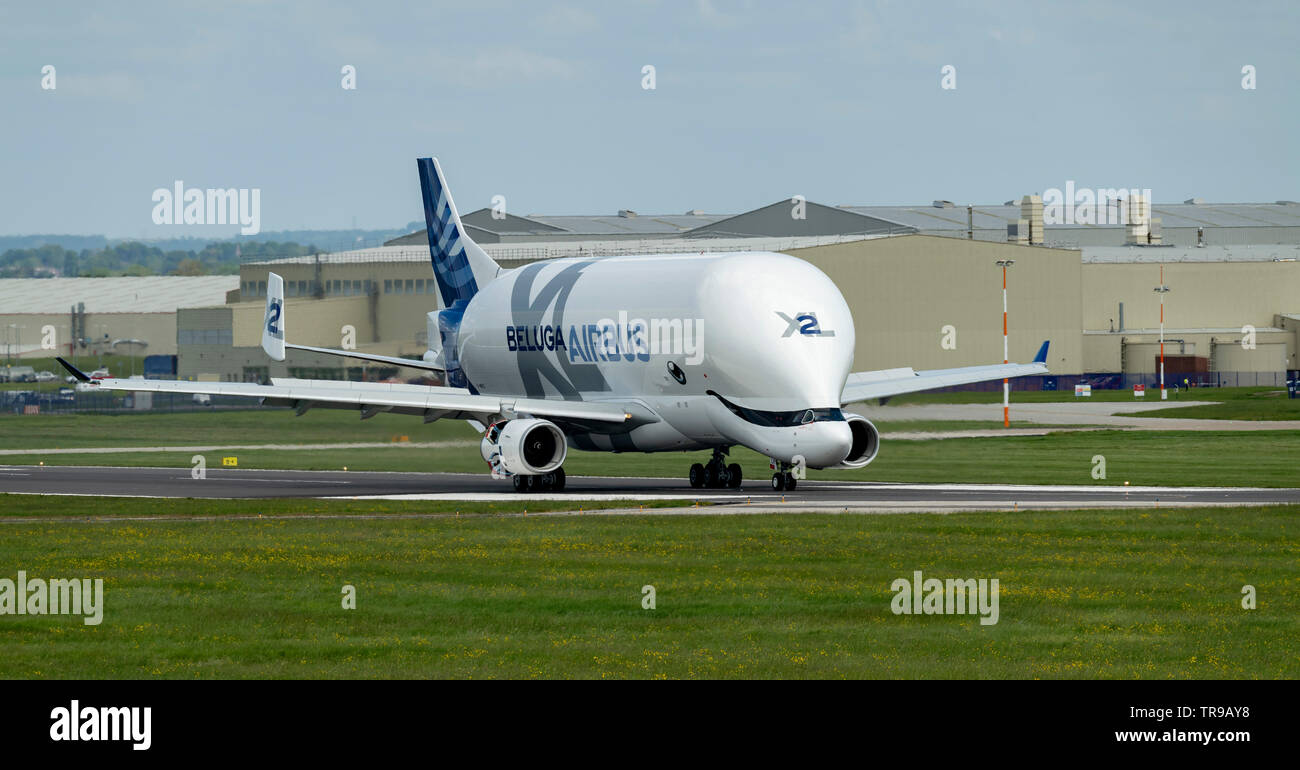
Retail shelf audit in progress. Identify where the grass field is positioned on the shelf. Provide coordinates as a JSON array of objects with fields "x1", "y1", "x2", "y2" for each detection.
[
  {"x1": 1136, "y1": 397, "x2": 1300, "y2": 421},
  {"x1": 0, "y1": 494, "x2": 1294, "y2": 678},
  {"x1": 0, "y1": 408, "x2": 1061, "y2": 450},
  {"x1": 887, "y1": 385, "x2": 1289, "y2": 405},
  {"x1": 4, "y1": 420, "x2": 1298, "y2": 488},
  {"x1": 882, "y1": 385, "x2": 1300, "y2": 421}
]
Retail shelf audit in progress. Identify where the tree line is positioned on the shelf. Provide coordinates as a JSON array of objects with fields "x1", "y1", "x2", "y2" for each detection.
[{"x1": 0, "y1": 241, "x2": 319, "y2": 278}]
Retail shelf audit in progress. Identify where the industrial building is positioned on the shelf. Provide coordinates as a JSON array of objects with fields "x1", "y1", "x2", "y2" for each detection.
[
  {"x1": 386, "y1": 197, "x2": 1300, "y2": 249},
  {"x1": 0, "y1": 276, "x2": 238, "y2": 363},
  {"x1": 5, "y1": 194, "x2": 1296, "y2": 389},
  {"x1": 188, "y1": 228, "x2": 1298, "y2": 387}
]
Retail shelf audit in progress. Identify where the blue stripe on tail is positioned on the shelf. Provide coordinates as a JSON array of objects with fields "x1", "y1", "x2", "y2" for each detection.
[{"x1": 417, "y1": 158, "x2": 479, "y2": 307}]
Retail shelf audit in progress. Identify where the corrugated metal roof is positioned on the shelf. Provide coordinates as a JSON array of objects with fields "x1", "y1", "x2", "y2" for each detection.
[
  {"x1": 0, "y1": 276, "x2": 239, "y2": 314},
  {"x1": 844, "y1": 204, "x2": 1019, "y2": 230},
  {"x1": 245, "y1": 234, "x2": 898, "y2": 266},
  {"x1": 463, "y1": 208, "x2": 727, "y2": 236},
  {"x1": 846, "y1": 202, "x2": 1300, "y2": 231},
  {"x1": 1082, "y1": 244, "x2": 1300, "y2": 263}
]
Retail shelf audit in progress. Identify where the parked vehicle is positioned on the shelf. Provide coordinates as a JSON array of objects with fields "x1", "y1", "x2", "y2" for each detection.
[
  {"x1": 35, "y1": 370, "x2": 57, "y2": 382},
  {"x1": 193, "y1": 393, "x2": 212, "y2": 406},
  {"x1": 3, "y1": 366, "x2": 37, "y2": 382}
]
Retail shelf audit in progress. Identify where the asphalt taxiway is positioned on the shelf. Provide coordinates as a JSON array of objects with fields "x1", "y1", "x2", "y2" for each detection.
[{"x1": 2, "y1": 464, "x2": 1298, "y2": 514}]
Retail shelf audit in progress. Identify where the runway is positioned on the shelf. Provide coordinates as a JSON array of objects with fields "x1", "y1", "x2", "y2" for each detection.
[{"x1": 2, "y1": 464, "x2": 1299, "y2": 514}]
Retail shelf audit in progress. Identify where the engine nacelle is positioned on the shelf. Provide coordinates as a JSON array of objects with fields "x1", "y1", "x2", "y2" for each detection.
[
  {"x1": 829, "y1": 413, "x2": 880, "y2": 469},
  {"x1": 479, "y1": 418, "x2": 567, "y2": 476}
]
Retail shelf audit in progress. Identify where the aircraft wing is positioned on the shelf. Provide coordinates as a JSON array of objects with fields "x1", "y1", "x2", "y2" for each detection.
[
  {"x1": 841, "y1": 341, "x2": 1050, "y2": 405},
  {"x1": 55, "y1": 358, "x2": 644, "y2": 426}
]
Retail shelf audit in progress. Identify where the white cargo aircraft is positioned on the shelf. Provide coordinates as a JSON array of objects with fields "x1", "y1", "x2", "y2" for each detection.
[{"x1": 60, "y1": 158, "x2": 1049, "y2": 492}]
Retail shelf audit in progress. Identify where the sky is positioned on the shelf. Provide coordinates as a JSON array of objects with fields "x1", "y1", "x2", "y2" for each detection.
[{"x1": 1, "y1": 0, "x2": 1296, "y2": 239}]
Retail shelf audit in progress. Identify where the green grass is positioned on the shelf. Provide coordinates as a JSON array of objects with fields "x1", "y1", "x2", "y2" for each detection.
[
  {"x1": 0, "y1": 494, "x2": 692, "y2": 519},
  {"x1": 0, "y1": 495, "x2": 1294, "y2": 678},
  {"x1": 5, "y1": 425, "x2": 1297, "y2": 488},
  {"x1": 1132, "y1": 393, "x2": 1300, "y2": 421},
  {"x1": 0, "y1": 409, "x2": 477, "y2": 450},
  {"x1": 0, "y1": 408, "x2": 1064, "y2": 451},
  {"x1": 6, "y1": 353, "x2": 143, "y2": 378},
  {"x1": 885, "y1": 385, "x2": 1284, "y2": 405},
  {"x1": 874, "y1": 385, "x2": 1300, "y2": 422}
]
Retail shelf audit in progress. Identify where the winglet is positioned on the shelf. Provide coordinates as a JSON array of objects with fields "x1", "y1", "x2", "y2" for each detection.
[
  {"x1": 1033, "y1": 340, "x2": 1050, "y2": 364},
  {"x1": 261, "y1": 272, "x2": 286, "y2": 361},
  {"x1": 56, "y1": 357, "x2": 91, "y2": 382}
]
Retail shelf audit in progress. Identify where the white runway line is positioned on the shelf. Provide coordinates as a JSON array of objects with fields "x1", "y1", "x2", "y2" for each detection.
[
  {"x1": 0, "y1": 440, "x2": 475, "y2": 456},
  {"x1": 341, "y1": 493, "x2": 736, "y2": 502}
]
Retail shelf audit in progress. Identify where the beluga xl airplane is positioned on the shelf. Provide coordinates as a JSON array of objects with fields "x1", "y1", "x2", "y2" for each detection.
[{"x1": 60, "y1": 158, "x2": 1049, "y2": 493}]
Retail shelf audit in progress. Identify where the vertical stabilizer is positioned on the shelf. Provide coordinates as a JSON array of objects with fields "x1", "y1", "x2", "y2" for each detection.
[{"x1": 417, "y1": 157, "x2": 500, "y2": 307}]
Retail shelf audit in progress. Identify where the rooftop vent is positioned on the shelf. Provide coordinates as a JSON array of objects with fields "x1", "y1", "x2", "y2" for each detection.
[
  {"x1": 932, "y1": 200, "x2": 954, "y2": 208},
  {"x1": 618, "y1": 209, "x2": 637, "y2": 218}
]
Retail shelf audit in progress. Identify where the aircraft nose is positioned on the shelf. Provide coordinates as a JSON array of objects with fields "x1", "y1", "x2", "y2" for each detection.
[{"x1": 793, "y1": 420, "x2": 853, "y2": 469}]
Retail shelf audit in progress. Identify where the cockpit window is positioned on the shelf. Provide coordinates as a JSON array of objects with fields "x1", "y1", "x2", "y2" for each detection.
[{"x1": 708, "y1": 391, "x2": 844, "y2": 428}]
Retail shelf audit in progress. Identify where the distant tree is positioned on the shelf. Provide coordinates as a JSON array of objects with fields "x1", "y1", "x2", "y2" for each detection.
[{"x1": 172, "y1": 258, "x2": 207, "y2": 276}]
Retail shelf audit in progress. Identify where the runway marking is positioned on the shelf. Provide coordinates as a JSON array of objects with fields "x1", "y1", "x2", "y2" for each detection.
[
  {"x1": 811, "y1": 482, "x2": 1282, "y2": 494},
  {"x1": 0, "y1": 440, "x2": 475, "y2": 456},
  {"x1": 341, "y1": 493, "x2": 736, "y2": 502},
  {"x1": 170, "y1": 476, "x2": 354, "y2": 484}
]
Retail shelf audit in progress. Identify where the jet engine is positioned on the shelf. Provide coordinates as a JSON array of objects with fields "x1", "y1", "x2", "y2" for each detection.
[
  {"x1": 479, "y1": 418, "x2": 567, "y2": 476},
  {"x1": 830, "y1": 413, "x2": 880, "y2": 469}
]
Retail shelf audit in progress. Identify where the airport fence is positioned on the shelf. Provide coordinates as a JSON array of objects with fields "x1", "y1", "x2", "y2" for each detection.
[{"x1": 0, "y1": 390, "x2": 260, "y2": 417}]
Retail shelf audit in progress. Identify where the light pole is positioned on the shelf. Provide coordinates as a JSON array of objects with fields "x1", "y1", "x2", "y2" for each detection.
[
  {"x1": 1154, "y1": 266, "x2": 1170, "y2": 400},
  {"x1": 996, "y1": 259, "x2": 1015, "y2": 427}
]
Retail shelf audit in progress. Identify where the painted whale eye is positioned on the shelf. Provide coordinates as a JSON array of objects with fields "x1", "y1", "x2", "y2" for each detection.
[{"x1": 667, "y1": 361, "x2": 687, "y2": 385}]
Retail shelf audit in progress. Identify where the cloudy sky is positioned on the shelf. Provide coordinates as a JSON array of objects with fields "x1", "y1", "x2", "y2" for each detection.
[{"x1": 1, "y1": 0, "x2": 1296, "y2": 238}]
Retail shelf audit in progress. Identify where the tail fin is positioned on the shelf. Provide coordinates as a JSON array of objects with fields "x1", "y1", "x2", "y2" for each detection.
[
  {"x1": 261, "y1": 272, "x2": 286, "y2": 361},
  {"x1": 417, "y1": 157, "x2": 499, "y2": 308}
]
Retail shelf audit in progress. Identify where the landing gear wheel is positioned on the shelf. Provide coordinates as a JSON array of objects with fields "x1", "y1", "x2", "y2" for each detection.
[
  {"x1": 727, "y1": 463, "x2": 742, "y2": 489},
  {"x1": 512, "y1": 475, "x2": 532, "y2": 493},
  {"x1": 771, "y1": 473, "x2": 784, "y2": 491},
  {"x1": 689, "y1": 463, "x2": 705, "y2": 489},
  {"x1": 784, "y1": 473, "x2": 797, "y2": 491},
  {"x1": 703, "y1": 463, "x2": 717, "y2": 489},
  {"x1": 551, "y1": 466, "x2": 566, "y2": 492}
]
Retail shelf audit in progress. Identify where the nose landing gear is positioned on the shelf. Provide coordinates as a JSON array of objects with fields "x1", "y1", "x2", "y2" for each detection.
[
  {"x1": 770, "y1": 460, "x2": 798, "y2": 491},
  {"x1": 688, "y1": 448, "x2": 743, "y2": 489}
]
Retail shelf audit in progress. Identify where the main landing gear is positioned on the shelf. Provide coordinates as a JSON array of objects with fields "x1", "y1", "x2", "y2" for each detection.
[
  {"x1": 512, "y1": 467, "x2": 566, "y2": 492},
  {"x1": 689, "y1": 448, "x2": 743, "y2": 489},
  {"x1": 770, "y1": 461, "x2": 797, "y2": 491}
]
